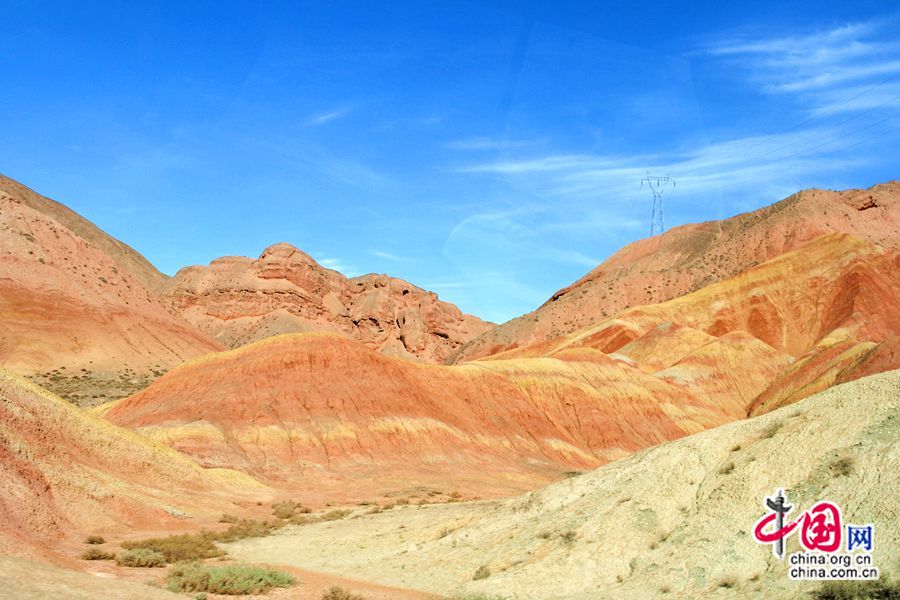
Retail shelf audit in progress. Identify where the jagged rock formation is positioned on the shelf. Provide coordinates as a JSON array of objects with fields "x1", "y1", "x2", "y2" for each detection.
[
  {"x1": 450, "y1": 182, "x2": 900, "y2": 363},
  {"x1": 0, "y1": 176, "x2": 224, "y2": 404},
  {"x1": 163, "y1": 242, "x2": 493, "y2": 363}
]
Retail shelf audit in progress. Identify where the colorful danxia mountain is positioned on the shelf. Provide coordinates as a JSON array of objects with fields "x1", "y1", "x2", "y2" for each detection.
[{"x1": 1, "y1": 174, "x2": 897, "y2": 599}]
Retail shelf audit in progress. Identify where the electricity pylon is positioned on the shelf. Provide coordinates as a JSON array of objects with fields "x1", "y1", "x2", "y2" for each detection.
[{"x1": 641, "y1": 173, "x2": 675, "y2": 237}]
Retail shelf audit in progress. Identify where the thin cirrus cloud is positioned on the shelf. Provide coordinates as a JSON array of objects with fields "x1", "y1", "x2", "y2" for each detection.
[
  {"x1": 368, "y1": 250, "x2": 411, "y2": 262},
  {"x1": 702, "y1": 19, "x2": 900, "y2": 97},
  {"x1": 457, "y1": 18, "x2": 900, "y2": 207},
  {"x1": 317, "y1": 256, "x2": 358, "y2": 277},
  {"x1": 438, "y1": 18, "x2": 900, "y2": 323},
  {"x1": 445, "y1": 136, "x2": 542, "y2": 151},
  {"x1": 303, "y1": 106, "x2": 354, "y2": 126}
]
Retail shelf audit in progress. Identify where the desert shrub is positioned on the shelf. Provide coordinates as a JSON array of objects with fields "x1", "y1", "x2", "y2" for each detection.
[
  {"x1": 122, "y1": 533, "x2": 224, "y2": 562},
  {"x1": 116, "y1": 548, "x2": 166, "y2": 567},
  {"x1": 810, "y1": 577, "x2": 900, "y2": 599},
  {"x1": 166, "y1": 562, "x2": 294, "y2": 595},
  {"x1": 273, "y1": 500, "x2": 309, "y2": 519},
  {"x1": 219, "y1": 513, "x2": 239, "y2": 523},
  {"x1": 206, "y1": 519, "x2": 284, "y2": 543},
  {"x1": 718, "y1": 576, "x2": 737, "y2": 588},
  {"x1": 81, "y1": 547, "x2": 115, "y2": 560},
  {"x1": 719, "y1": 461, "x2": 735, "y2": 475},
  {"x1": 560, "y1": 530, "x2": 578, "y2": 545},
  {"x1": 830, "y1": 456, "x2": 856, "y2": 477},
  {"x1": 85, "y1": 535, "x2": 105, "y2": 545},
  {"x1": 473, "y1": 565, "x2": 491, "y2": 580},
  {"x1": 321, "y1": 509, "x2": 351, "y2": 522},
  {"x1": 760, "y1": 421, "x2": 783, "y2": 439},
  {"x1": 322, "y1": 586, "x2": 366, "y2": 600}
]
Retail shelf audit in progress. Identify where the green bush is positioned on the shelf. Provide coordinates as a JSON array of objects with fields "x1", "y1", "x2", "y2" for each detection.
[
  {"x1": 81, "y1": 547, "x2": 115, "y2": 560},
  {"x1": 122, "y1": 533, "x2": 224, "y2": 562},
  {"x1": 322, "y1": 586, "x2": 365, "y2": 600},
  {"x1": 116, "y1": 548, "x2": 166, "y2": 567},
  {"x1": 166, "y1": 562, "x2": 294, "y2": 595}
]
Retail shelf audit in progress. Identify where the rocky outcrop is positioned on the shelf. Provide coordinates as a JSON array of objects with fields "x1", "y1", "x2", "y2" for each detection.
[
  {"x1": 163, "y1": 242, "x2": 493, "y2": 363},
  {"x1": 450, "y1": 181, "x2": 900, "y2": 363}
]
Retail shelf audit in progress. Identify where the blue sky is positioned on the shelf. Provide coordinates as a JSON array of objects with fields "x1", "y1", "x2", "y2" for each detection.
[{"x1": 2, "y1": 1, "x2": 899, "y2": 323}]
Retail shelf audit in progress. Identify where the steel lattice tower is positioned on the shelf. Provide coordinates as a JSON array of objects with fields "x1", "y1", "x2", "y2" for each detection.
[{"x1": 641, "y1": 173, "x2": 675, "y2": 237}]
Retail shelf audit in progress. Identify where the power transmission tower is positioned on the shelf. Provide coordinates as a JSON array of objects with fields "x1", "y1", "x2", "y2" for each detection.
[{"x1": 641, "y1": 173, "x2": 675, "y2": 236}]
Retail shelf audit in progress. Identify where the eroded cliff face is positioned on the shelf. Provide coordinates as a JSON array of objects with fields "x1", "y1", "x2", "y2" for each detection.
[
  {"x1": 450, "y1": 181, "x2": 900, "y2": 363},
  {"x1": 163, "y1": 242, "x2": 493, "y2": 362}
]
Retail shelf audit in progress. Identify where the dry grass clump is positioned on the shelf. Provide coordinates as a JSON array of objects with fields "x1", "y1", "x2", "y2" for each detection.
[
  {"x1": 760, "y1": 421, "x2": 783, "y2": 439},
  {"x1": 209, "y1": 519, "x2": 285, "y2": 543},
  {"x1": 321, "y1": 509, "x2": 351, "y2": 522},
  {"x1": 166, "y1": 561, "x2": 294, "y2": 595},
  {"x1": 719, "y1": 461, "x2": 735, "y2": 475},
  {"x1": 560, "y1": 530, "x2": 578, "y2": 545},
  {"x1": 811, "y1": 576, "x2": 900, "y2": 599},
  {"x1": 472, "y1": 565, "x2": 491, "y2": 580},
  {"x1": 84, "y1": 535, "x2": 105, "y2": 544},
  {"x1": 322, "y1": 586, "x2": 366, "y2": 600},
  {"x1": 830, "y1": 456, "x2": 856, "y2": 477},
  {"x1": 219, "y1": 513, "x2": 240, "y2": 523},
  {"x1": 122, "y1": 533, "x2": 225, "y2": 562},
  {"x1": 81, "y1": 547, "x2": 115, "y2": 560},
  {"x1": 116, "y1": 548, "x2": 167, "y2": 567},
  {"x1": 718, "y1": 576, "x2": 737, "y2": 589},
  {"x1": 273, "y1": 500, "x2": 311, "y2": 520}
]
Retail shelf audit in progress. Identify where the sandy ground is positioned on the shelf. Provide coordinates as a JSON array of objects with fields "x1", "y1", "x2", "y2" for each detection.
[{"x1": 225, "y1": 371, "x2": 900, "y2": 599}]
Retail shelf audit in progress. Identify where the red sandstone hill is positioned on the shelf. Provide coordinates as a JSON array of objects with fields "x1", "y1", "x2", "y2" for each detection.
[
  {"x1": 102, "y1": 233, "x2": 899, "y2": 497},
  {"x1": 449, "y1": 181, "x2": 900, "y2": 364},
  {"x1": 0, "y1": 176, "x2": 224, "y2": 404},
  {"x1": 0, "y1": 369, "x2": 262, "y2": 561},
  {"x1": 162, "y1": 242, "x2": 493, "y2": 363}
]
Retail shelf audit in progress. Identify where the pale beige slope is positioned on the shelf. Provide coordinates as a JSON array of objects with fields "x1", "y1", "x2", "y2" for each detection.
[
  {"x1": 225, "y1": 370, "x2": 900, "y2": 600},
  {"x1": 0, "y1": 556, "x2": 183, "y2": 600}
]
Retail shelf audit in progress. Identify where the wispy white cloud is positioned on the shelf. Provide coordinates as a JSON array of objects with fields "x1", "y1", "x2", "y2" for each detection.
[
  {"x1": 446, "y1": 136, "x2": 542, "y2": 151},
  {"x1": 304, "y1": 106, "x2": 353, "y2": 126},
  {"x1": 317, "y1": 257, "x2": 358, "y2": 276},
  {"x1": 369, "y1": 249, "x2": 411, "y2": 262},
  {"x1": 702, "y1": 19, "x2": 900, "y2": 98}
]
